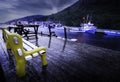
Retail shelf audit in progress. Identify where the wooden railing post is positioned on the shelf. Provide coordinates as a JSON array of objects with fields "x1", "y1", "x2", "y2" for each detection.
[
  {"x1": 48, "y1": 25, "x2": 52, "y2": 36},
  {"x1": 64, "y1": 27, "x2": 67, "y2": 40}
]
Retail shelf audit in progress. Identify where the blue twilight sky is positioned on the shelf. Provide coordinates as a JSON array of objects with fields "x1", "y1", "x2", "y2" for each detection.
[{"x1": 0, "y1": 0, "x2": 78, "y2": 23}]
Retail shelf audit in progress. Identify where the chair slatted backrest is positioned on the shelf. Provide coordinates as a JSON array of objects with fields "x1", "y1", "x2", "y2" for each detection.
[{"x1": 3, "y1": 29, "x2": 25, "y2": 60}]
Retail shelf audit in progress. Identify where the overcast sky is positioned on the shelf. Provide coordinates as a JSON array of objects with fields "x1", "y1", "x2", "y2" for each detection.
[{"x1": 0, "y1": 0, "x2": 78, "y2": 23}]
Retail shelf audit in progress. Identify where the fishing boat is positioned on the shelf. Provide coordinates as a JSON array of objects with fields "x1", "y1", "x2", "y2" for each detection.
[
  {"x1": 80, "y1": 21, "x2": 97, "y2": 34},
  {"x1": 80, "y1": 14, "x2": 97, "y2": 33}
]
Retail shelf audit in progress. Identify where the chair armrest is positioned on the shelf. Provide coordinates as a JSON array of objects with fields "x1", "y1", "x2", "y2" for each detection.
[{"x1": 24, "y1": 47, "x2": 46, "y2": 56}]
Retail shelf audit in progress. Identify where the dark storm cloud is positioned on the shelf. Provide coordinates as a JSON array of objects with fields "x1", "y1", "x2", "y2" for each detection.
[
  {"x1": 0, "y1": 9, "x2": 10, "y2": 22},
  {"x1": 56, "y1": 0, "x2": 77, "y2": 7},
  {"x1": 0, "y1": 0, "x2": 78, "y2": 23},
  {"x1": 14, "y1": 0, "x2": 53, "y2": 10}
]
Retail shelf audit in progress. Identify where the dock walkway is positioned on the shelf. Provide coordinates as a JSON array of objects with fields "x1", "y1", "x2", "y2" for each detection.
[{"x1": 0, "y1": 30, "x2": 120, "y2": 82}]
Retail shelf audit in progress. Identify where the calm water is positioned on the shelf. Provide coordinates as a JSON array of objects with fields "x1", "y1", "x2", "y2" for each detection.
[
  {"x1": 78, "y1": 33, "x2": 120, "y2": 51},
  {"x1": 55, "y1": 30, "x2": 120, "y2": 51}
]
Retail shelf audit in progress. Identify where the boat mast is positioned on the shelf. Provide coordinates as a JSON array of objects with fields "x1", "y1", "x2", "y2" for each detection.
[{"x1": 86, "y1": 14, "x2": 89, "y2": 23}]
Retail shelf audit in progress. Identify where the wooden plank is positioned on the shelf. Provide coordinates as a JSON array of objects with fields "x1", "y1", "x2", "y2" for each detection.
[
  {"x1": 22, "y1": 39, "x2": 38, "y2": 48},
  {"x1": 23, "y1": 43, "x2": 33, "y2": 50},
  {"x1": 23, "y1": 43, "x2": 39, "y2": 57}
]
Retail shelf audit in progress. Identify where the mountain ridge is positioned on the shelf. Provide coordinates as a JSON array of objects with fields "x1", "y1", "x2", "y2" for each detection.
[
  {"x1": 48, "y1": 0, "x2": 120, "y2": 29},
  {"x1": 5, "y1": 15, "x2": 48, "y2": 24}
]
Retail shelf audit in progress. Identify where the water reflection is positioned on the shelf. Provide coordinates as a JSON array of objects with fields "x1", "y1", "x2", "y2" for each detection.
[
  {"x1": 48, "y1": 36, "x2": 51, "y2": 48},
  {"x1": 62, "y1": 40, "x2": 67, "y2": 52},
  {"x1": 35, "y1": 39, "x2": 39, "y2": 46},
  {"x1": 47, "y1": 35, "x2": 67, "y2": 52}
]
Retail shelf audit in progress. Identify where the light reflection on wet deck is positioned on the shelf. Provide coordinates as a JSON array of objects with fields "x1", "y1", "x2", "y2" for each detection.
[{"x1": 0, "y1": 30, "x2": 120, "y2": 82}]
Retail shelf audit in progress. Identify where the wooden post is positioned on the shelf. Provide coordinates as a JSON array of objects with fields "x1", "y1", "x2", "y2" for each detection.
[
  {"x1": 15, "y1": 25, "x2": 23, "y2": 35},
  {"x1": 48, "y1": 25, "x2": 51, "y2": 36},
  {"x1": 34, "y1": 25, "x2": 39, "y2": 39},
  {"x1": 64, "y1": 27, "x2": 67, "y2": 40}
]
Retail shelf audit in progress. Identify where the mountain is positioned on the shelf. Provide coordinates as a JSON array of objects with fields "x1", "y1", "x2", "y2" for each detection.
[
  {"x1": 18, "y1": 15, "x2": 48, "y2": 21},
  {"x1": 48, "y1": 0, "x2": 120, "y2": 30},
  {"x1": 5, "y1": 15, "x2": 48, "y2": 24}
]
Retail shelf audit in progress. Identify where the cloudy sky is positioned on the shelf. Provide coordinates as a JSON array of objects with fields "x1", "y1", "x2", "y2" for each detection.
[{"x1": 0, "y1": 0, "x2": 78, "y2": 23}]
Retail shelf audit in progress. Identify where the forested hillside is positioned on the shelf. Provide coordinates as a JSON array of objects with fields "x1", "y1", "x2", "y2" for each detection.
[{"x1": 48, "y1": 0, "x2": 120, "y2": 29}]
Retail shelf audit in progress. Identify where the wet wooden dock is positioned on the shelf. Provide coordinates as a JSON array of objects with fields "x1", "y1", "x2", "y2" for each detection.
[{"x1": 0, "y1": 30, "x2": 120, "y2": 82}]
